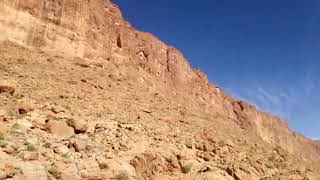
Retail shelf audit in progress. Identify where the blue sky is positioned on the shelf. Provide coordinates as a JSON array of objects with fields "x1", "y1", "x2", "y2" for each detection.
[{"x1": 112, "y1": 0, "x2": 320, "y2": 139}]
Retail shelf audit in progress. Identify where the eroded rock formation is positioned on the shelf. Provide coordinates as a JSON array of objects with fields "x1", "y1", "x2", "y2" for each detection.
[{"x1": 0, "y1": 0, "x2": 319, "y2": 179}]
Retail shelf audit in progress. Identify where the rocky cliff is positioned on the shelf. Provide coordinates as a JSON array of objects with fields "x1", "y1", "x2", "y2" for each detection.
[{"x1": 0, "y1": 0, "x2": 319, "y2": 179}]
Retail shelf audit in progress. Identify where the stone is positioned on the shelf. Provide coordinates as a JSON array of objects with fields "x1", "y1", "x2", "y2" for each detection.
[
  {"x1": 18, "y1": 161, "x2": 47, "y2": 180},
  {"x1": 69, "y1": 139, "x2": 86, "y2": 152},
  {"x1": 16, "y1": 118, "x2": 33, "y2": 129},
  {"x1": 81, "y1": 172, "x2": 105, "y2": 180},
  {"x1": 72, "y1": 119, "x2": 88, "y2": 133},
  {"x1": 0, "y1": 80, "x2": 15, "y2": 95},
  {"x1": 3, "y1": 147, "x2": 15, "y2": 154},
  {"x1": 54, "y1": 161, "x2": 81, "y2": 180},
  {"x1": 25, "y1": 137, "x2": 39, "y2": 146},
  {"x1": 0, "y1": 122, "x2": 9, "y2": 134},
  {"x1": 22, "y1": 152, "x2": 39, "y2": 161},
  {"x1": 225, "y1": 139, "x2": 235, "y2": 147},
  {"x1": 54, "y1": 145, "x2": 69, "y2": 156},
  {"x1": 16, "y1": 99, "x2": 35, "y2": 114},
  {"x1": 48, "y1": 120, "x2": 74, "y2": 139},
  {"x1": 77, "y1": 159, "x2": 100, "y2": 175},
  {"x1": 12, "y1": 174, "x2": 26, "y2": 180},
  {"x1": 4, "y1": 165, "x2": 19, "y2": 178},
  {"x1": 86, "y1": 123, "x2": 96, "y2": 134},
  {"x1": 51, "y1": 105, "x2": 66, "y2": 114},
  {"x1": 31, "y1": 112, "x2": 47, "y2": 129},
  {"x1": 0, "y1": 0, "x2": 319, "y2": 179},
  {"x1": 0, "y1": 110, "x2": 8, "y2": 122},
  {"x1": 0, "y1": 169, "x2": 6, "y2": 179},
  {"x1": 179, "y1": 160, "x2": 201, "y2": 173},
  {"x1": 0, "y1": 141, "x2": 7, "y2": 148},
  {"x1": 0, "y1": 63, "x2": 7, "y2": 72}
]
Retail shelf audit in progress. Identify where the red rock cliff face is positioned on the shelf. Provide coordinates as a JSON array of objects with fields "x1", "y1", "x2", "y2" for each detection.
[{"x1": 0, "y1": 0, "x2": 319, "y2": 161}]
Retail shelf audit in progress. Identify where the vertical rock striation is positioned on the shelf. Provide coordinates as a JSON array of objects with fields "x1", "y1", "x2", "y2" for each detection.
[{"x1": 0, "y1": 0, "x2": 319, "y2": 164}]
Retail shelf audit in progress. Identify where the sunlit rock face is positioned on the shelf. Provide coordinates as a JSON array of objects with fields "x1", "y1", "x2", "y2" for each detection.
[{"x1": 0, "y1": 1, "x2": 320, "y2": 179}]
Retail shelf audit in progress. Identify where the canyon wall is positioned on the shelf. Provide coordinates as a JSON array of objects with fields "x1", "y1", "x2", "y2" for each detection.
[{"x1": 0, "y1": 0, "x2": 319, "y2": 162}]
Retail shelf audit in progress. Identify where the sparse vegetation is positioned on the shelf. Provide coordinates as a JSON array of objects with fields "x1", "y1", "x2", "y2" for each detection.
[
  {"x1": 0, "y1": 141, "x2": 7, "y2": 148},
  {"x1": 66, "y1": 118, "x2": 75, "y2": 128},
  {"x1": 11, "y1": 144, "x2": 19, "y2": 150},
  {"x1": 260, "y1": 177, "x2": 273, "y2": 180},
  {"x1": 43, "y1": 142, "x2": 51, "y2": 148},
  {"x1": 48, "y1": 167, "x2": 61, "y2": 179},
  {"x1": 62, "y1": 154, "x2": 68, "y2": 158},
  {"x1": 99, "y1": 162, "x2": 109, "y2": 170},
  {"x1": 25, "y1": 143, "x2": 36, "y2": 151},
  {"x1": 115, "y1": 171, "x2": 129, "y2": 180},
  {"x1": 85, "y1": 144, "x2": 93, "y2": 151},
  {"x1": 7, "y1": 109, "x2": 17, "y2": 117},
  {"x1": 182, "y1": 164, "x2": 193, "y2": 174},
  {"x1": 11, "y1": 123, "x2": 20, "y2": 129},
  {"x1": 0, "y1": 133, "x2": 4, "y2": 140}
]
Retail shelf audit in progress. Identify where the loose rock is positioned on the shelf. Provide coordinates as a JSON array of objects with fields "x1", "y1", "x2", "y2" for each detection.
[
  {"x1": 48, "y1": 120, "x2": 74, "y2": 139},
  {"x1": 0, "y1": 80, "x2": 15, "y2": 95}
]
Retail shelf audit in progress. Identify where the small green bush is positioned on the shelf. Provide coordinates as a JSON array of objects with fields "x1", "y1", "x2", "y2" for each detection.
[
  {"x1": 42, "y1": 142, "x2": 51, "y2": 148},
  {"x1": 0, "y1": 133, "x2": 4, "y2": 140},
  {"x1": 26, "y1": 143, "x2": 36, "y2": 151},
  {"x1": 99, "y1": 162, "x2": 109, "y2": 170},
  {"x1": 0, "y1": 141, "x2": 7, "y2": 148},
  {"x1": 48, "y1": 167, "x2": 61, "y2": 179},
  {"x1": 115, "y1": 171, "x2": 129, "y2": 180},
  {"x1": 11, "y1": 123, "x2": 20, "y2": 129},
  {"x1": 182, "y1": 164, "x2": 193, "y2": 174},
  {"x1": 66, "y1": 119, "x2": 75, "y2": 128},
  {"x1": 62, "y1": 154, "x2": 68, "y2": 158}
]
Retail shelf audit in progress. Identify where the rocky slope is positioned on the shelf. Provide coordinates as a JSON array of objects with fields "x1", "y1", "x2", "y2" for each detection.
[{"x1": 0, "y1": 0, "x2": 320, "y2": 179}]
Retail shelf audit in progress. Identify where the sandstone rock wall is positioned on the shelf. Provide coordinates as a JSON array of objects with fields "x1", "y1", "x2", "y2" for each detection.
[{"x1": 0, "y1": 0, "x2": 319, "y2": 161}]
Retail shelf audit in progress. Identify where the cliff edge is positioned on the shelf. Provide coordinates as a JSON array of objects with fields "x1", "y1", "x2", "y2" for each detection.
[{"x1": 0, "y1": 0, "x2": 319, "y2": 179}]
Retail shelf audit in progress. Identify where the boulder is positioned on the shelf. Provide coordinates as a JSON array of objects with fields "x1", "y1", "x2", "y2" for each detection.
[
  {"x1": 86, "y1": 122, "x2": 96, "y2": 134},
  {"x1": 179, "y1": 160, "x2": 202, "y2": 173},
  {"x1": 0, "y1": 169, "x2": 6, "y2": 179},
  {"x1": 30, "y1": 112, "x2": 47, "y2": 129},
  {"x1": 69, "y1": 139, "x2": 86, "y2": 152},
  {"x1": 19, "y1": 161, "x2": 47, "y2": 180},
  {"x1": 3, "y1": 165, "x2": 21, "y2": 178},
  {"x1": 54, "y1": 161, "x2": 81, "y2": 180},
  {"x1": 0, "y1": 122, "x2": 9, "y2": 134},
  {"x1": 16, "y1": 99, "x2": 35, "y2": 115},
  {"x1": 50, "y1": 105, "x2": 66, "y2": 114},
  {"x1": 22, "y1": 152, "x2": 39, "y2": 161},
  {"x1": 16, "y1": 118, "x2": 33, "y2": 129},
  {"x1": 0, "y1": 80, "x2": 15, "y2": 95},
  {"x1": 104, "y1": 158, "x2": 136, "y2": 178},
  {"x1": 54, "y1": 145, "x2": 69, "y2": 156},
  {"x1": 48, "y1": 120, "x2": 74, "y2": 139},
  {"x1": 72, "y1": 119, "x2": 88, "y2": 133}
]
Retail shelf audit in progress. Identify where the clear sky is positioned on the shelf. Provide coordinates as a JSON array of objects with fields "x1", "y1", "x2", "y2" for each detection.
[{"x1": 112, "y1": 0, "x2": 320, "y2": 139}]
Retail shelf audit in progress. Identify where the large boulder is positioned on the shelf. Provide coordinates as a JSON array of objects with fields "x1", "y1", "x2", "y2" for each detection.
[
  {"x1": 19, "y1": 161, "x2": 47, "y2": 180},
  {"x1": 68, "y1": 119, "x2": 88, "y2": 133},
  {"x1": 47, "y1": 120, "x2": 74, "y2": 139}
]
